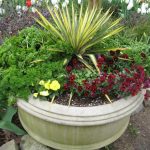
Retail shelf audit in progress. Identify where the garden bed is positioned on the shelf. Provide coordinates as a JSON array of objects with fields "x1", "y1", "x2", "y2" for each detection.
[{"x1": 0, "y1": 9, "x2": 51, "y2": 43}]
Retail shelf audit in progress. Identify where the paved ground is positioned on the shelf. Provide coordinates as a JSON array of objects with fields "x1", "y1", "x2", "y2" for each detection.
[
  {"x1": 106, "y1": 106, "x2": 150, "y2": 150},
  {"x1": 0, "y1": 106, "x2": 149, "y2": 150}
]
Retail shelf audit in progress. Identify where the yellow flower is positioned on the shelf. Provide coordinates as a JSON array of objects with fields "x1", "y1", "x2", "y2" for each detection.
[
  {"x1": 39, "y1": 80, "x2": 45, "y2": 86},
  {"x1": 33, "y1": 93, "x2": 38, "y2": 98},
  {"x1": 50, "y1": 80, "x2": 60, "y2": 91},
  {"x1": 40, "y1": 91, "x2": 49, "y2": 96},
  {"x1": 44, "y1": 82, "x2": 51, "y2": 90}
]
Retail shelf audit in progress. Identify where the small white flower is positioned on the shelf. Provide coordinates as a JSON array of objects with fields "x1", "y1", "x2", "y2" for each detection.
[
  {"x1": 78, "y1": 0, "x2": 82, "y2": 4},
  {"x1": 54, "y1": 4, "x2": 59, "y2": 9},
  {"x1": 137, "y1": 8, "x2": 141, "y2": 13},
  {"x1": 16, "y1": 5, "x2": 22, "y2": 11},
  {"x1": 31, "y1": 0, "x2": 36, "y2": 5},
  {"x1": 31, "y1": 7, "x2": 36, "y2": 13},
  {"x1": 0, "y1": 0, "x2": 2, "y2": 6},
  {"x1": 22, "y1": 6, "x2": 28, "y2": 12},
  {"x1": 65, "y1": 0, "x2": 69, "y2": 5},
  {"x1": 51, "y1": 0, "x2": 58, "y2": 5},
  {"x1": 40, "y1": 91, "x2": 49, "y2": 96},
  {"x1": 62, "y1": 1, "x2": 67, "y2": 7},
  {"x1": 141, "y1": 3, "x2": 147, "y2": 14},
  {"x1": 125, "y1": 0, "x2": 130, "y2": 4},
  {"x1": 127, "y1": 0, "x2": 134, "y2": 10},
  {"x1": 0, "y1": 7, "x2": 5, "y2": 15},
  {"x1": 147, "y1": 8, "x2": 150, "y2": 13},
  {"x1": 17, "y1": 11, "x2": 22, "y2": 17},
  {"x1": 144, "y1": 3, "x2": 149, "y2": 9}
]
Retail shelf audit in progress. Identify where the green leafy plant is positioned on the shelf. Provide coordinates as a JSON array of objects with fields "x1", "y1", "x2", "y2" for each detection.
[
  {"x1": 128, "y1": 123, "x2": 140, "y2": 137},
  {"x1": 100, "y1": 32, "x2": 150, "y2": 76},
  {"x1": 0, "y1": 26, "x2": 66, "y2": 108},
  {"x1": 0, "y1": 106, "x2": 26, "y2": 135},
  {"x1": 35, "y1": 4, "x2": 123, "y2": 73},
  {"x1": 129, "y1": 15, "x2": 150, "y2": 41}
]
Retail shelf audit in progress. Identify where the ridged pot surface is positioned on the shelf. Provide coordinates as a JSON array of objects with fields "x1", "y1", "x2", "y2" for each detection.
[{"x1": 17, "y1": 92, "x2": 144, "y2": 150}]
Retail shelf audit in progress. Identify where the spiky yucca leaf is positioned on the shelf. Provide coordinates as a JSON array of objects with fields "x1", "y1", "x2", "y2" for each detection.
[
  {"x1": 35, "y1": 5, "x2": 123, "y2": 73},
  {"x1": 87, "y1": 54, "x2": 100, "y2": 73},
  {"x1": 35, "y1": 5, "x2": 123, "y2": 54}
]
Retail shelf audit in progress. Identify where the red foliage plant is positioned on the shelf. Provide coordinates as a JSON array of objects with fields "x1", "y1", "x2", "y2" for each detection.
[{"x1": 63, "y1": 52, "x2": 147, "y2": 100}]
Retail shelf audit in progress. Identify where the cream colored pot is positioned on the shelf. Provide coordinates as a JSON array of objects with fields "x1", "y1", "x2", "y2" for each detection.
[{"x1": 17, "y1": 92, "x2": 144, "y2": 150}]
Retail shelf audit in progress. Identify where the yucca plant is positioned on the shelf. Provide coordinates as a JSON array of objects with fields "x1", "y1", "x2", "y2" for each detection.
[{"x1": 35, "y1": 4, "x2": 124, "y2": 73}]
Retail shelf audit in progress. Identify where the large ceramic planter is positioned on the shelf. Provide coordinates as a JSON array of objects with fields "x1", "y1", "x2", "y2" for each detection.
[{"x1": 17, "y1": 92, "x2": 144, "y2": 150}]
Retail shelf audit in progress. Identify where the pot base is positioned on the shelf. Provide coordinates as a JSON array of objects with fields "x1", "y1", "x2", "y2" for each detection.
[
  {"x1": 19, "y1": 108, "x2": 129, "y2": 150},
  {"x1": 18, "y1": 93, "x2": 143, "y2": 150}
]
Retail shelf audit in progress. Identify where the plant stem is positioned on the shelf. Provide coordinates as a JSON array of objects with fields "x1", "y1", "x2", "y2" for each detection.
[
  {"x1": 68, "y1": 92, "x2": 73, "y2": 106},
  {"x1": 51, "y1": 95, "x2": 55, "y2": 104},
  {"x1": 105, "y1": 94, "x2": 112, "y2": 103}
]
